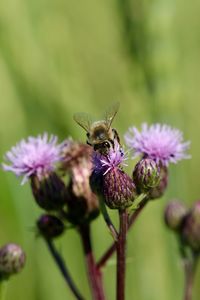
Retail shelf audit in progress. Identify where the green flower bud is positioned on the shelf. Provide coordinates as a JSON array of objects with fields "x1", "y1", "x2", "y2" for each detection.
[
  {"x1": 133, "y1": 158, "x2": 161, "y2": 193},
  {"x1": 182, "y1": 201, "x2": 200, "y2": 251},
  {"x1": 0, "y1": 244, "x2": 26, "y2": 279},
  {"x1": 148, "y1": 165, "x2": 168, "y2": 200},
  {"x1": 164, "y1": 200, "x2": 187, "y2": 231}
]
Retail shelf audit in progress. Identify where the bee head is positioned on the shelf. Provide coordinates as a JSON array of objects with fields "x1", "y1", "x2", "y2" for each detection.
[
  {"x1": 102, "y1": 141, "x2": 110, "y2": 149},
  {"x1": 93, "y1": 141, "x2": 111, "y2": 155}
]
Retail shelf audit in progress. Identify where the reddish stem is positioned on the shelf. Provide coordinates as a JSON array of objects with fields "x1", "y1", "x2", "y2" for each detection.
[
  {"x1": 97, "y1": 199, "x2": 148, "y2": 269},
  {"x1": 80, "y1": 225, "x2": 105, "y2": 300},
  {"x1": 116, "y1": 209, "x2": 128, "y2": 300},
  {"x1": 183, "y1": 258, "x2": 197, "y2": 300}
]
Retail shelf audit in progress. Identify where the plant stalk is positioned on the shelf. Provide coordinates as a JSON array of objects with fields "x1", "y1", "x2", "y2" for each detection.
[
  {"x1": 116, "y1": 209, "x2": 128, "y2": 300},
  {"x1": 97, "y1": 198, "x2": 148, "y2": 269},
  {"x1": 46, "y1": 239, "x2": 84, "y2": 300},
  {"x1": 0, "y1": 281, "x2": 7, "y2": 300},
  {"x1": 183, "y1": 258, "x2": 197, "y2": 300},
  {"x1": 79, "y1": 225, "x2": 105, "y2": 300},
  {"x1": 99, "y1": 196, "x2": 118, "y2": 241}
]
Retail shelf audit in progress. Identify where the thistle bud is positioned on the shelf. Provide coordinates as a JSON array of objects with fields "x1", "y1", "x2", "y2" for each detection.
[
  {"x1": 0, "y1": 244, "x2": 26, "y2": 278},
  {"x1": 133, "y1": 158, "x2": 160, "y2": 193},
  {"x1": 148, "y1": 165, "x2": 168, "y2": 200},
  {"x1": 182, "y1": 201, "x2": 200, "y2": 251},
  {"x1": 164, "y1": 200, "x2": 187, "y2": 231},
  {"x1": 31, "y1": 173, "x2": 66, "y2": 211},
  {"x1": 103, "y1": 169, "x2": 136, "y2": 209},
  {"x1": 37, "y1": 214, "x2": 65, "y2": 239}
]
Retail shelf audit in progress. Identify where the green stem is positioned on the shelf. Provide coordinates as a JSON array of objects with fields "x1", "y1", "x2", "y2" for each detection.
[
  {"x1": 127, "y1": 193, "x2": 147, "y2": 213},
  {"x1": 183, "y1": 255, "x2": 198, "y2": 300},
  {"x1": 45, "y1": 239, "x2": 85, "y2": 300},
  {"x1": 178, "y1": 237, "x2": 198, "y2": 300},
  {"x1": 99, "y1": 196, "x2": 118, "y2": 241},
  {"x1": 0, "y1": 281, "x2": 7, "y2": 300},
  {"x1": 97, "y1": 197, "x2": 148, "y2": 269}
]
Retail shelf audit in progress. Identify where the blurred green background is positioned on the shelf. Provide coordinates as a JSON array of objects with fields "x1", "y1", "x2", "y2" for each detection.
[{"x1": 0, "y1": 0, "x2": 199, "y2": 299}]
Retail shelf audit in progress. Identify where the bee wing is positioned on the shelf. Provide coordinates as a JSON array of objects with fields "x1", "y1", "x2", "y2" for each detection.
[
  {"x1": 73, "y1": 112, "x2": 93, "y2": 132},
  {"x1": 104, "y1": 102, "x2": 120, "y2": 129}
]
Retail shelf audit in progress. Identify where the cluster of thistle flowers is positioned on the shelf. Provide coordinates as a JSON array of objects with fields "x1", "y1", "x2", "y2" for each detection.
[
  {"x1": 91, "y1": 123, "x2": 190, "y2": 209},
  {"x1": 2, "y1": 134, "x2": 100, "y2": 239},
  {"x1": 1, "y1": 124, "x2": 191, "y2": 281},
  {"x1": 2, "y1": 124, "x2": 190, "y2": 219}
]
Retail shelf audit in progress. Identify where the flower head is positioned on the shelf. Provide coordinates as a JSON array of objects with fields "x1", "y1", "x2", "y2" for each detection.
[
  {"x1": 103, "y1": 169, "x2": 136, "y2": 209},
  {"x1": 91, "y1": 141, "x2": 136, "y2": 209},
  {"x1": 92, "y1": 141, "x2": 128, "y2": 176},
  {"x1": 61, "y1": 140, "x2": 99, "y2": 224},
  {"x1": 2, "y1": 133, "x2": 61, "y2": 184},
  {"x1": 125, "y1": 123, "x2": 190, "y2": 166},
  {"x1": 60, "y1": 139, "x2": 92, "y2": 170}
]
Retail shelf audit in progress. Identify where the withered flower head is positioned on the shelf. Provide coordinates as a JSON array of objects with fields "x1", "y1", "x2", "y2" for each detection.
[{"x1": 61, "y1": 140, "x2": 99, "y2": 224}]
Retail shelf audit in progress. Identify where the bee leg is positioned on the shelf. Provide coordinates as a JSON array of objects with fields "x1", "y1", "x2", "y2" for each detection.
[{"x1": 112, "y1": 128, "x2": 121, "y2": 145}]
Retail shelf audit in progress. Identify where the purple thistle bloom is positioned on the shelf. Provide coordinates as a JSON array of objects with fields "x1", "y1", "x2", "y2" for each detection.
[
  {"x1": 125, "y1": 123, "x2": 191, "y2": 165},
  {"x1": 92, "y1": 141, "x2": 128, "y2": 175},
  {"x1": 91, "y1": 141, "x2": 136, "y2": 209},
  {"x1": 2, "y1": 133, "x2": 61, "y2": 184}
]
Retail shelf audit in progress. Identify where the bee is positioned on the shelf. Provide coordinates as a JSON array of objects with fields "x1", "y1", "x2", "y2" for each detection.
[{"x1": 73, "y1": 102, "x2": 121, "y2": 155}]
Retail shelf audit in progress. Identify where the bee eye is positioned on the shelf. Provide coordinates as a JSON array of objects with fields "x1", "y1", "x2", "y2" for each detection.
[
  {"x1": 103, "y1": 141, "x2": 110, "y2": 148},
  {"x1": 86, "y1": 133, "x2": 90, "y2": 138}
]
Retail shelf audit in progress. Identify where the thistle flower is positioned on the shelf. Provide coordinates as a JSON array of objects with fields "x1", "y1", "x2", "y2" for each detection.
[
  {"x1": 92, "y1": 142, "x2": 128, "y2": 176},
  {"x1": 2, "y1": 133, "x2": 62, "y2": 184},
  {"x1": 133, "y1": 158, "x2": 161, "y2": 193},
  {"x1": 2, "y1": 134, "x2": 66, "y2": 210},
  {"x1": 125, "y1": 123, "x2": 190, "y2": 166},
  {"x1": 91, "y1": 141, "x2": 136, "y2": 209},
  {"x1": 0, "y1": 244, "x2": 26, "y2": 278}
]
